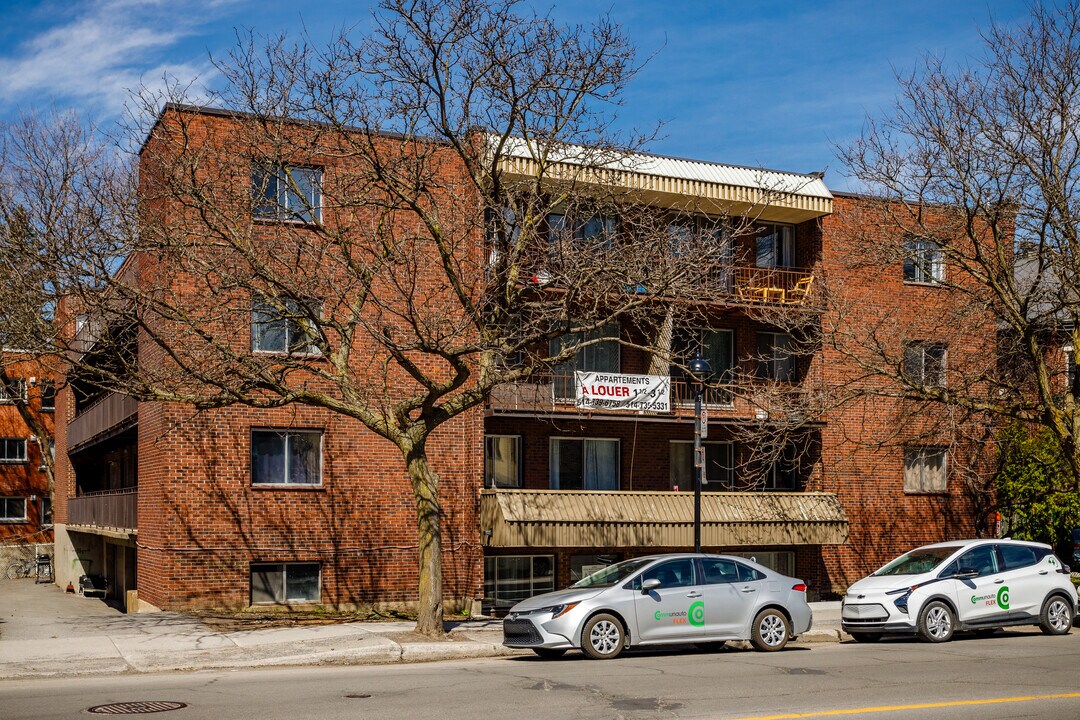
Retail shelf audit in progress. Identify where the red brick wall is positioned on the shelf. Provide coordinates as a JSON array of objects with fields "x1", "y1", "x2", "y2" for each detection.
[{"x1": 0, "y1": 355, "x2": 54, "y2": 544}]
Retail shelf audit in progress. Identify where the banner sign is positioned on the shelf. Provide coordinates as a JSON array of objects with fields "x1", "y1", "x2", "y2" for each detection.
[{"x1": 574, "y1": 371, "x2": 670, "y2": 413}]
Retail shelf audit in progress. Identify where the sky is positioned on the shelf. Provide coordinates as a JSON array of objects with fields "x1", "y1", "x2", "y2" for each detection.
[{"x1": 0, "y1": 0, "x2": 1040, "y2": 190}]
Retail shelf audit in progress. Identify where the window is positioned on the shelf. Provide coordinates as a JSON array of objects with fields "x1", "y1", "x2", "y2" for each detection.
[
  {"x1": 904, "y1": 342, "x2": 947, "y2": 387},
  {"x1": 638, "y1": 558, "x2": 697, "y2": 589},
  {"x1": 39, "y1": 381, "x2": 55, "y2": 412},
  {"x1": 39, "y1": 497, "x2": 52, "y2": 526},
  {"x1": 251, "y1": 430, "x2": 322, "y2": 485},
  {"x1": 547, "y1": 213, "x2": 616, "y2": 249},
  {"x1": 670, "y1": 441, "x2": 733, "y2": 490},
  {"x1": 0, "y1": 377, "x2": 26, "y2": 404},
  {"x1": 700, "y1": 558, "x2": 742, "y2": 584},
  {"x1": 569, "y1": 553, "x2": 621, "y2": 584},
  {"x1": 904, "y1": 238, "x2": 944, "y2": 283},
  {"x1": 484, "y1": 435, "x2": 521, "y2": 488},
  {"x1": 763, "y1": 453, "x2": 800, "y2": 490},
  {"x1": 251, "y1": 295, "x2": 321, "y2": 354},
  {"x1": 999, "y1": 544, "x2": 1038, "y2": 570},
  {"x1": 954, "y1": 545, "x2": 998, "y2": 577},
  {"x1": 755, "y1": 224, "x2": 794, "y2": 268},
  {"x1": 550, "y1": 323, "x2": 620, "y2": 399},
  {"x1": 728, "y1": 551, "x2": 795, "y2": 577},
  {"x1": 0, "y1": 497, "x2": 27, "y2": 522},
  {"x1": 757, "y1": 332, "x2": 795, "y2": 381},
  {"x1": 550, "y1": 438, "x2": 619, "y2": 490},
  {"x1": 671, "y1": 328, "x2": 734, "y2": 405},
  {"x1": 250, "y1": 562, "x2": 321, "y2": 604},
  {"x1": 0, "y1": 438, "x2": 27, "y2": 463},
  {"x1": 252, "y1": 165, "x2": 322, "y2": 223},
  {"x1": 484, "y1": 555, "x2": 554, "y2": 610},
  {"x1": 904, "y1": 446, "x2": 947, "y2": 493}
]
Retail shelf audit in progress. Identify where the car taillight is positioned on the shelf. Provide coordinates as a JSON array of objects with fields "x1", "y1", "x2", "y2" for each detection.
[{"x1": 792, "y1": 583, "x2": 807, "y2": 592}]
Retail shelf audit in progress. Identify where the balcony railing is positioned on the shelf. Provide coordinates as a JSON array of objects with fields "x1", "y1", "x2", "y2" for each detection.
[
  {"x1": 489, "y1": 372, "x2": 757, "y2": 419},
  {"x1": 67, "y1": 392, "x2": 138, "y2": 450},
  {"x1": 68, "y1": 488, "x2": 137, "y2": 532}
]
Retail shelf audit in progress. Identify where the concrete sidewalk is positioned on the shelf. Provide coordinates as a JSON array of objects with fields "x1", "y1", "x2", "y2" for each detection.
[{"x1": 0, "y1": 579, "x2": 845, "y2": 679}]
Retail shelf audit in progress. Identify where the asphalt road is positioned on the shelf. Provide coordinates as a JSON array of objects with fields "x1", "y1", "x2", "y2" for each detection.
[{"x1": 2, "y1": 630, "x2": 1079, "y2": 720}]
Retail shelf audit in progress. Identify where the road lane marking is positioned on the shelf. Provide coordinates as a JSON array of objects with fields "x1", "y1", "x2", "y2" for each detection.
[{"x1": 728, "y1": 692, "x2": 1080, "y2": 720}]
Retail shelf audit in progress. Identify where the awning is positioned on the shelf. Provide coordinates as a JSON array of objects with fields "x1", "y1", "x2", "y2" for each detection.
[{"x1": 480, "y1": 489, "x2": 849, "y2": 548}]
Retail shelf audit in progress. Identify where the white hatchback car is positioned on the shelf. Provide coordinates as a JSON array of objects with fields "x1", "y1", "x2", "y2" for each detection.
[{"x1": 842, "y1": 539, "x2": 1076, "y2": 643}]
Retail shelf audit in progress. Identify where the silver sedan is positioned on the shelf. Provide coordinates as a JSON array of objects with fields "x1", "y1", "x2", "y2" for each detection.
[{"x1": 502, "y1": 553, "x2": 813, "y2": 659}]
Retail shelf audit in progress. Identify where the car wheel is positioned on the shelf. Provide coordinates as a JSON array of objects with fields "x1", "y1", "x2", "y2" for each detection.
[
  {"x1": 694, "y1": 641, "x2": 727, "y2": 652},
  {"x1": 917, "y1": 600, "x2": 955, "y2": 643},
  {"x1": 532, "y1": 648, "x2": 568, "y2": 659},
  {"x1": 850, "y1": 632, "x2": 882, "y2": 643},
  {"x1": 581, "y1": 613, "x2": 625, "y2": 660},
  {"x1": 1039, "y1": 595, "x2": 1073, "y2": 636},
  {"x1": 751, "y1": 608, "x2": 791, "y2": 652}
]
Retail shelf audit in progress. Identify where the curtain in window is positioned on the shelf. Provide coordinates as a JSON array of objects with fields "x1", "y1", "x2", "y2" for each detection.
[
  {"x1": 551, "y1": 439, "x2": 618, "y2": 490},
  {"x1": 288, "y1": 433, "x2": 321, "y2": 484},
  {"x1": 584, "y1": 439, "x2": 619, "y2": 490}
]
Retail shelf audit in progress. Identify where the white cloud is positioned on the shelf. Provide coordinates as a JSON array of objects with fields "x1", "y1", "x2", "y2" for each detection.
[{"x1": 0, "y1": 0, "x2": 229, "y2": 112}]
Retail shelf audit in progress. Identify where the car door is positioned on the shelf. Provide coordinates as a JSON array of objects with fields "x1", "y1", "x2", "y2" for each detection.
[
  {"x1": 633, "y1": 558, "x2": 705, "y2": 642},
  {"x1": 698, "y1": 558, "x2": 760, "y2": 638},
  {"x1": 995, "y1": 544, "x2": 1045, "y2": 617},
  {"x1": 950, "y1": 543, "x2": 1008, "y2": 625}
]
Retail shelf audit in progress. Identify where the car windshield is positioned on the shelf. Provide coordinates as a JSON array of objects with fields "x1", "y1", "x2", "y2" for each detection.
[
  {"x1": 570, "y1": 557, "x2": 655, "y2": 588},
  {"x1": 872, "y1": 546, "x2": 963, "y2": 576}
]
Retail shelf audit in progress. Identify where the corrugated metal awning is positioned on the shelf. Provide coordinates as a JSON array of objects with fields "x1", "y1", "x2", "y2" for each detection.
[
  {"x1": 480, "y1": 489, "x2": 849, "y2": 548},
  {"x1": 491, "y1": 137, "x2": 833, "y2": 224}
]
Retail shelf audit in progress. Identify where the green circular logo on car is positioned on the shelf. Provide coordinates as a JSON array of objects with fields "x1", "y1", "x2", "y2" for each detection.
[
  {"x1": 689, "y1": 601, "x2": 705, "y2": 627},
  {"x1": 997, "y1": 586, "x2": 1010, "y2": 610}
]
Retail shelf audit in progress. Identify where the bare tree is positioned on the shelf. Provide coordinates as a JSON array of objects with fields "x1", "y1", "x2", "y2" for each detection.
[
  {"x1": 830, "y1": 4, "x2": 1080, "y2": 505},
  {"x1": 2, "y1": 1, "x2": 768, "y2": 635}
]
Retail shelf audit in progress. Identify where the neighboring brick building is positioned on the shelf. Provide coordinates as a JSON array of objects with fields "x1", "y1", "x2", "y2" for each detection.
[
  {"x1": 52, "y1": 105, "x2": 994, "y2": 612},
  {"x1": 0, "y1": 354, "x2": 55, "y2": 550}
]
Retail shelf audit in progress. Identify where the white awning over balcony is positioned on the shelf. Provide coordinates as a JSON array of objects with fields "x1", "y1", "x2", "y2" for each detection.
[{"x1": 491, "y1": 137, "x2": 833, "y2": 224}]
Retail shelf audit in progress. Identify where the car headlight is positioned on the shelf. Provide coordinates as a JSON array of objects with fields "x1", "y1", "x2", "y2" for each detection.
[
  {"x1": 540, "y1": 602, "x2": 580, "y2": 619},
  {"x1": 886, "y1": 585, "x2": 919, "y2": 614}
]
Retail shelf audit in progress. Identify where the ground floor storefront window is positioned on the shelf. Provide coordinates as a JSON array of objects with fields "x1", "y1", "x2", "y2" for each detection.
[
  {"x1": 569, "y1": 553, "x2": 622, "y2": 584},
  {"x1": 483, "y1": 555, "x2": 554, "y2": 611},
  {"x1": 728, "y1": 550, "x2": 795, "y2": 577}
]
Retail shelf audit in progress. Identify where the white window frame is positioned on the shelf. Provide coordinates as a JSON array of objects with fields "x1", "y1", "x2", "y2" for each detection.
[
  {"x1": 251, "y1": 295, "x2": 322, "y2": 356},
  {"x1": 904, "y1": 446, "x2": 948, "y2": 493},
  {"x1": 904, "y1": 341, "x2": 947, "y2": 387},
  {"x1": 904, "y1": 238, "x2": 945, "y2": 284},
  {"x1": 252, "y1": 165, "x2": 322, "y2": 223},
  {"x1": 38, "y1": 380, "x2": 56, "y2": 412},
  {"x1": 250, "y1": 562, "x2": 321, "y2": 604},
  {"x1": 484, "y1": 435, "x2": 522, "y2": 488},
  {"x1": 0, "y1": 438, "x2": 28, "y2": 464},
  {"x1": 0, "y1": 497, "x2": 28, "y2": 522},
  {"x1": 250, "y1": 429, "x2": 324, "y2": 486},
  {"x1": 549, "y1": 437, "x2": 620, "y2": 490},
  {"x1": 0, "y1": 377, "x2": 27, "y2": 404},
  {"x1": 669, "y1": 440, "x2": 734, "y2": 490}
]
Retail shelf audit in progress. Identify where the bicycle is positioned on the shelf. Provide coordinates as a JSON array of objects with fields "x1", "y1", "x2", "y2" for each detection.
[{"x1": 6, "y1": 557, "x2": 35, "y2": 580}]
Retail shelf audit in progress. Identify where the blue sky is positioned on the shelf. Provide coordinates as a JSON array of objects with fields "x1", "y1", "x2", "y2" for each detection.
[{"x1": 0, "y1": 0, "x2": 1036, "y2": 189}]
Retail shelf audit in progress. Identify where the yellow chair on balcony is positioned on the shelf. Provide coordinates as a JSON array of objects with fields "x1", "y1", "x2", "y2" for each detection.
[{"x1": 787, "y1": 275, "x2": 815, "y2": 304}]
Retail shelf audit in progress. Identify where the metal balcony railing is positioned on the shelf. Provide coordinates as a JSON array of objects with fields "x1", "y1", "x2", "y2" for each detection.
[
  {"x1": 67, "y1": 392, "x2": 138, "y2": 450},
  {"x1": 68, "y1": 488, "x2": 137, "y2": 532}
]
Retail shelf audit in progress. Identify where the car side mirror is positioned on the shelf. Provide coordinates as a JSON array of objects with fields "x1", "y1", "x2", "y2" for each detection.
[
  {"x1": 954, "y1": 567, "x2": 979, "y2": 579},
  {"x1": 641, "y1": 578, "x2": 661, "y2": 593}
]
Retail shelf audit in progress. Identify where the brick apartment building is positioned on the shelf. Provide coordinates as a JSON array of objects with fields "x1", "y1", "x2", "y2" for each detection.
[
  {"x1": 52, "y1": 105, "x2": 991, "y2": 612},
  {"x1": 0, "y1": 355, "x2": 55, "y2": 551}
]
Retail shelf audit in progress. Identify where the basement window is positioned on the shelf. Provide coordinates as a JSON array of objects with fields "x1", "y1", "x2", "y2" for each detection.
[{"x1": 250, "y1": 562, "x2": 321, "y2": 604}]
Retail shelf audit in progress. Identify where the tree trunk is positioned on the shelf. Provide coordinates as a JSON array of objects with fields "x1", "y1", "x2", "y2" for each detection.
[
  {"x1": 405, "y1": 443, "x2": 445, "y2": 637},
  {"x1": 646, "y1": 306, "x2": 675, "y2": 376}
]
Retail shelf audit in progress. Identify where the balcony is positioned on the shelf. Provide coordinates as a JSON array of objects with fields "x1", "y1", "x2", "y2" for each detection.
[
  {"x1": 68, "y1": 488, "x2": 137, "y2": 534},
  {"x1": 67, "y1": 392, "x2": 138, "y2": 451},
  {"x1": 488, "y1": 371, "x2": 819, "y2": 423}
]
